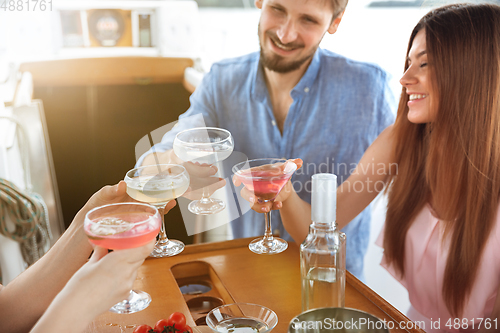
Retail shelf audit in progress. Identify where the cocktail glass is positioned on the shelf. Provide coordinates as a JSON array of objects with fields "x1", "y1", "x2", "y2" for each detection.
[
  {"x1": 173, "y1": 127, "x2": 234, "y2": 215},
  {"x1": 232, "y1": 158, "x2": 297, "y2": 255},
  {"x1": 84, "y1": 202, "x2": 161, "y2": 314},
  {"x1": 125, "y1": 164, "x2": 189, "y2": 257}
]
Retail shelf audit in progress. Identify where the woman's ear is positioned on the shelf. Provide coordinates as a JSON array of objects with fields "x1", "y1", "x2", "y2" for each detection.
[{"x1": 255, "y1": 0, "x2": 263, "y2": 9}]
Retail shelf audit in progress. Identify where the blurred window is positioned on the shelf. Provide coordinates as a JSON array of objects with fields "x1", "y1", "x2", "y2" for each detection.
[{"x1": 194, "y1": 0, "x2": 256, "y2": 8}]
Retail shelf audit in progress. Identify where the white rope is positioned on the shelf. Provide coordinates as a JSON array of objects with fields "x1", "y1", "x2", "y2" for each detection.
[{"x1": 0, "y1": 115, "x2": 51, "y2": 265}]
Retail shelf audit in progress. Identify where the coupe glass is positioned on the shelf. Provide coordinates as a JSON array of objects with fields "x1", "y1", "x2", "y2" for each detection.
[
  {"x1": 232, "y1": 158, "x2": 297, "y2": 255},
  {"x1": 173, "y1": 127, "x2": 234, "y2": 215},
  {"x1": 125, "y1": 164, "x2": 189, "y2": 257},
  {"x1": 206, "y1": 303, "x2": 278, "y2": 333},
  {"x1": 84, "y1": 202, "x2": 161, "y2": 314}
]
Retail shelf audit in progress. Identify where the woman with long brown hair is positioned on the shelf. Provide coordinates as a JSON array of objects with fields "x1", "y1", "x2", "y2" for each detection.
[{"x1": 241, "y1": 3, "x2": 500, "y2": 330}]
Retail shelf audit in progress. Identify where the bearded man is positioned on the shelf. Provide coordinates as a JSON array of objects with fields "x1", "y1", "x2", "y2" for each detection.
[{"x1": 139, "y1": 0, "x2": 394, "y2": 280}]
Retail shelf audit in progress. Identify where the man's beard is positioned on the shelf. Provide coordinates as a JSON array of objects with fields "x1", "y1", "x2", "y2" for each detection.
[{"x1": 259, "y1": 26, "x2": 318, "y2": 73}]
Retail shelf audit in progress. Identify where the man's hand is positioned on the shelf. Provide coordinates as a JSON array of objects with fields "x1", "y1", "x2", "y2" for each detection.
[
  {"x1": 183, "y1": 161, "x2": 226, "y2": 200},
  {"x1": 234, "y1": 158, "x2": 303, "y2": 213}
]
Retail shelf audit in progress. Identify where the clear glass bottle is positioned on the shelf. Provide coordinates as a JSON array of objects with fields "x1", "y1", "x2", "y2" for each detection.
[{"x1": 300, "y1": 173, "x2": 346, "y2": 311}]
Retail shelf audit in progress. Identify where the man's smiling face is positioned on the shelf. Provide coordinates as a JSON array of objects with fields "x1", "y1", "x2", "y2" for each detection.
[{"x1": 256, "y1": 0, "x2": 342, "y2": 73}]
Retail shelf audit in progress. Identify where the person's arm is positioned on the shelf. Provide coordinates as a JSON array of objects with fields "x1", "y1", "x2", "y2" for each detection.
[
  {"x1": 0, "y1": 181, "x2": 170, "y2": 333},
  {"x1": 31, "y1": 241, "x2": 155, "y2": 333},
  {"x1": 238, "y1": 126, "x2": 396, "y2": 244}
]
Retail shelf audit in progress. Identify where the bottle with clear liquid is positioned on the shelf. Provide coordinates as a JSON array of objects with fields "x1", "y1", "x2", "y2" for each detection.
[{"x1": 300, "y1": 173, "x2": 346, "y2": 311}]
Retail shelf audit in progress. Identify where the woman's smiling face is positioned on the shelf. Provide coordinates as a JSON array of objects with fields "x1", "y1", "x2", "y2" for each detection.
[{"x1": 400, "y1": 29, "x2": 437, "y2": 124}]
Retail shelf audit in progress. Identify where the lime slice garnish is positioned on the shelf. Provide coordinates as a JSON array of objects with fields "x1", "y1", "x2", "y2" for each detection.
[{"x1": 89, "y1": 217, "x2": 133, "y2": 236}]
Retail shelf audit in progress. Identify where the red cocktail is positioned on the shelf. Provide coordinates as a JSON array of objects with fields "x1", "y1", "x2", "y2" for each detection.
[
  {"x1": 233, "y1": 158, "x2": 297, "y2": 254},
  {"x1": 235, "y1": 164, "x2": 294, "y2": 200}
]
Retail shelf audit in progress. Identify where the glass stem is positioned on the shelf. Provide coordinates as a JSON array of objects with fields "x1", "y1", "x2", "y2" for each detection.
[
  {"x1": 198, "y1": 186, "x2": 212, "y2": 204},
  {"x1": 263, "y1": 211, "x2": 274, "y2": 248},
  {"x1": 156, "y1": 206, "x2": 169, "y2": 243}
]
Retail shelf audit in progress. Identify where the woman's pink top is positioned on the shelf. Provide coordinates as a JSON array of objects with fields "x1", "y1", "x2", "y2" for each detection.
[{"x1": 377, "y1": 204, "x2": 500, "y2": 332}]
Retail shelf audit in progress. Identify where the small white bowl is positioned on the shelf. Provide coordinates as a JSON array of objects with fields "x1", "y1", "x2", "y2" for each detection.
[{"x1": 206, "y1": 303, "x2": 278, "y2": 333}]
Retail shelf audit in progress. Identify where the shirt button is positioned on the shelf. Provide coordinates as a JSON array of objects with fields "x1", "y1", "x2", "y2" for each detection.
[
  {"x1": 271, "y1": 120, "x2": 276, "y2": 126},
  {"x1": 304, "y1": 87, "x2": 310, "y2": 93}
]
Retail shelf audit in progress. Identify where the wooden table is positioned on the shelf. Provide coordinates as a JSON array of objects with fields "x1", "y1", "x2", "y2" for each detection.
[{"x1": 86, "y1": 238, "x2": 425, "y2": 333}]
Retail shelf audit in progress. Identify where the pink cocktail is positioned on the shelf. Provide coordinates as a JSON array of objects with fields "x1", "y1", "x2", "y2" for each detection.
[
  {"x1": 235, "y1": 165, "x2": 294, "y2": 200},
  {"x1": 85, "y1": 212, "x2": 160, "y2": 249},
  {"x1": 84, "y1": 203, "x2": 161, "y2": 314},
  {"x1": 233, "y1": 158, "x2": 297, "y2": 255}
]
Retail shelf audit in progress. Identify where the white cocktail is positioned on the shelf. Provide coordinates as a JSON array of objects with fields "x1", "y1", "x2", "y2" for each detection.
[
  {"x1": 173, "y1": 127, "x2": 234, "y2": 215},
  {"x1": 174, "y1": 146, "x2": 233, "y2": 165},
  {"x1": 125, "y1": 164, "x2": 189, "y2": 257},
  {"x1": 126, "y1": 175, "x2": 189, "y2": 205}
]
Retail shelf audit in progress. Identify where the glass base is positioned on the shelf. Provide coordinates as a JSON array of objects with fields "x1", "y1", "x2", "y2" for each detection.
[
  {"x1": 249, "y1": 237, "x2": 288, "y2": 255},
  {"x1": 188, "y1": 198, "x2": 225, "y2": 215},
  {"x1": 150, "y1": 238, "x2": 185, "y2": 258},
  {"x1": 109, "y1": 290, "x2": 151, "y2": 314}
]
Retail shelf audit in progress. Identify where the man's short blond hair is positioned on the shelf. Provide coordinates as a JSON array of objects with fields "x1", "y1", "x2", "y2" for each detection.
[{"x1": 330, "y1": 0, "x2": 348, "y2": 17}]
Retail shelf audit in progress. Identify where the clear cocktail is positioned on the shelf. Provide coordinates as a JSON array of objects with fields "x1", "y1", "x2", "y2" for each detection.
[{"x1": 173, "y1": 127, "x2": 234, "y2": 215}]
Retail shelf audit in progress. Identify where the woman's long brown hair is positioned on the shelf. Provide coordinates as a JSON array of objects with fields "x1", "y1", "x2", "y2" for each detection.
[{"x1": 384, "y1": 3, "x2": 500, "y2": 317}]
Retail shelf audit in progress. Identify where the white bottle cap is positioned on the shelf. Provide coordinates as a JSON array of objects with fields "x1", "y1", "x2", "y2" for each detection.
[{"x1": 311, "y1": 173, "x2": 337, "y2": 224}]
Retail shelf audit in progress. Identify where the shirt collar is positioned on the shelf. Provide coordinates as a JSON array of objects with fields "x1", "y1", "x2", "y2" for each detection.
[
  {"x1": 291, "y1": 48, "x2": 321, "y2": 98},
  {"x1": 252, "y1": 48, "x2": 323, "y2": 102}
]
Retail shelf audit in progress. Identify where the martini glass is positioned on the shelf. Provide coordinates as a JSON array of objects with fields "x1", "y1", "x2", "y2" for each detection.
[
  {"x1": 84, "y1": 202, "x2": 161, "y2": 314},
  {"x1": 173, "y1": 127, "x2": 234, "y2": 215},
  {"x1": 232, "y1": 158, "x2": 297, "y2": 254},
  {"x1": 125, "y1": 164, "x2": 189, "y2": 257}
]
